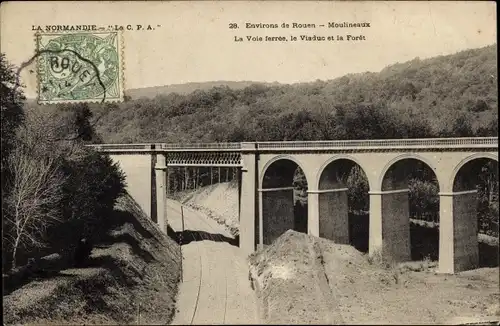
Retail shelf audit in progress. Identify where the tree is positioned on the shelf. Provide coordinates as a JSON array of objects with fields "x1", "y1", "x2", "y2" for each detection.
[
  {"x1": 476, "y1": 118, "x2": 498, "y2": 137},
  {"x1": 2, "y1": 104, "x2": 73, "y2": 270},
  {"x1": 346, "y1": 165, "x2": 369, "y2": 212},
  {"x1": 3, "y1": 143, "x2": 65, "y2": 269},
  {"x1": 293, "y1": 168, "x2": 308, "y2": 204},
  {"x1": 1, "y1": 53, "x2": 25, "y2": 167},
  {"x1": 1, "y1": 53, "x2": 26, "y2": 269},
  {"x1": 339, "y1": 104, "x2": 401, "y2": 140},
  {"x1": 58, "y1": 149, "x2": 126, "y2": 244},
  {"x1": 408, "y1": 178, "x2": 439, "y2": 221},
  {"x1": 477, "y1": 161, "x2": 499, "y2": 235},
  {"x1": 451, "y1": 114, "x2": 475, "y2": 137}
]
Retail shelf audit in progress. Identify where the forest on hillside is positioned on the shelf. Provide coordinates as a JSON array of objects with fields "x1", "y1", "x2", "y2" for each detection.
[{"x1": 85, "y1": 44, "x2": 498, "y2": 143}]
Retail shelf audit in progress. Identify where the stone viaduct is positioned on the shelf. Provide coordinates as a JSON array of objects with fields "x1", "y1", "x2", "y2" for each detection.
[{"x1": 90, "y1": 137, "x2": 498, "y2": 274}]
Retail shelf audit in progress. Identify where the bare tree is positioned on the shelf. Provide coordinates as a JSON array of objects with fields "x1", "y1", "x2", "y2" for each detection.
[
  {"x1": 3, "y1": 139, "x2": 66, "y2": 270},
  {"x1": 20, "y1": 106, "x2": 80, "y2": 158}
]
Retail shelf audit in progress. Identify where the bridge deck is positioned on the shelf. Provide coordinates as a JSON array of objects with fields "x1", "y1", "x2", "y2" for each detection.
[{"x1": 89, "y1": 137, "x2": 498, "y2": 153}]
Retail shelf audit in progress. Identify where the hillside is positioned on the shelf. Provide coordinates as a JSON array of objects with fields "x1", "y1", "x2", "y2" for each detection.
[
  {"x1": 3, "y1": 193, "x2": 182, "y2": 325},
  {"x1": 125, "y1": 81, "x2": 282, "y2": 100},
  {"x1": 85, "y1": 44, "x2": 497, "y2": 144}
]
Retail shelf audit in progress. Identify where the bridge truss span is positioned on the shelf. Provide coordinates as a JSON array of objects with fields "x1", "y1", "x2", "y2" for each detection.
[
  {"x1": 166, "y1": 151, "x2": 242, "y2": 167},
  {"x1": 88, "y1": 143, "x2": 243, "y2": 166}
]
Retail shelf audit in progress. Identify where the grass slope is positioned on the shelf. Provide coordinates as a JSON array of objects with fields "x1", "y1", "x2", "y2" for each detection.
[{"x1": 3, "y1": 193, "x2": 182, "y2": 325}]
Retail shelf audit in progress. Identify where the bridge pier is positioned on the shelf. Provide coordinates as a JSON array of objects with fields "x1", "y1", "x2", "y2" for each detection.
[
  {"x1": 307, "y1": 191, "x2": 320, "y2": 237},
  {"x1": 369, "y1": 191, "x2": 383, "y2": 258},
  {"x1": 240, "y1": 144, "x2": 258, "y2": 256},
  {"x1": 438, "y1": 190, "x2": 479, "y2": 274},
  {"x1": 155, "y1": 154, "x2": 168, "y2": 233},
  {"x1": 260, "y1": 187, "x2": 295, "y2": 246},
  {"x1": 309, "y1": 188, "x2": 349, "y2": 244},
  {"x1": 369, "y1": 189, "x2": 411, "y2": 263}
]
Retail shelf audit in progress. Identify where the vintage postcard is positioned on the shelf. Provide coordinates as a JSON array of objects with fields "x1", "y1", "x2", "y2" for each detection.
[{"x1": 1, "y1": 1, "x2": 498, "y2": 325}]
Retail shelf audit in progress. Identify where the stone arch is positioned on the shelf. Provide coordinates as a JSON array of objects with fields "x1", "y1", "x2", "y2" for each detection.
[
  {"x1": 380, "y1": 153, "x2": 439, "y2": 191},
  {"x1": 316, "y1": 157, "x2": 370, "y2": 251},
  {"x1": 380, "y1": 155, "x2": 441, "y2": 262},
  {"x1": 444, "y1": 154, "x2": 499, "y2": 272},
  {"x1": 315, "y1": 155, "x2": 373, "y2": 191},
  {"x1": 449, "y1": 153, "x2": 498, "y2": 192},
  {"x1": 259, "y1": 156, "x2": 309, "y2": 247},
  {"x1": 260, "y1": 155, "x2": 310, "y2": 189}
]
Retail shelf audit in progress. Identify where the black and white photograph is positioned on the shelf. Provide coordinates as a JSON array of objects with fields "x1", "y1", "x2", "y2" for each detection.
[{"x1": 1, "y1": 1, "x2": 498, "y2": 324}]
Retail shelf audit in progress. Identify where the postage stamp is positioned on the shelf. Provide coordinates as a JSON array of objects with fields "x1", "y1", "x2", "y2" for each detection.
[{"x1": 35, "y1": 32, "x2": 123, "y2": 104}]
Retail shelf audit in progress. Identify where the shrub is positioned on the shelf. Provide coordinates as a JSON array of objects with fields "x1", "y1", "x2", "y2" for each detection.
[{"x1": 51, "y1": 147, "x2": 126, "y2": 255}]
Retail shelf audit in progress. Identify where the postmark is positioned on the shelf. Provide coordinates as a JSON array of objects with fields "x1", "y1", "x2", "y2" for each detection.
[{"x1": 35, "y1": 32, "x2": 123, "y2": 104}]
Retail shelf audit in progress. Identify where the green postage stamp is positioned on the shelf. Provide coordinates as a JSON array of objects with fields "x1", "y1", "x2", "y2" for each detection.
[{"x1": 36, "y1": 32, "x2": 123, "y2": 104}]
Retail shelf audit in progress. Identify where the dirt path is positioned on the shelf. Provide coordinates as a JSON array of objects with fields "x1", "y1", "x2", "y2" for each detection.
[{"x1": 167, "y1": 199, "x2": 259, "y2": 325}]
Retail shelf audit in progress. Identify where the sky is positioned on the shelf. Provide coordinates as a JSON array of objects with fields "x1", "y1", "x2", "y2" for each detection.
[{"x1": 0, "y1": 1, "x2": 497, "y2": 98}]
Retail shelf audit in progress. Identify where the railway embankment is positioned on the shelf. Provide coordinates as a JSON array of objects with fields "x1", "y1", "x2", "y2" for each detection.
[
  {"x1": 3, "y1": 193, "x2": 182, "y2": 325},
  {"x1": 168, "y1": 181, "x2": 240, "y2": 237}
]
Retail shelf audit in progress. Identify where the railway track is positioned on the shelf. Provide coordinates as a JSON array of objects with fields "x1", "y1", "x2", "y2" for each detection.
[{"x1": 167, "y1": 201, "x2": 231, "y2": 325}]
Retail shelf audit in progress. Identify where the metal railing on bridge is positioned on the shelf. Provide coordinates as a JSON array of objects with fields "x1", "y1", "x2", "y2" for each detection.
[
  {"x1": 89, "y1": 137, "x2": 497, "y2": 153},
  {"x1": 160, "y1": 142, "x2": 242, "y2": 151},
  {"x1": 254, "y1": 137, "x2": 498, "y2": 150},
  {"x1": 89, "y1": 143, "x2": 155, "y2": 152}
]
